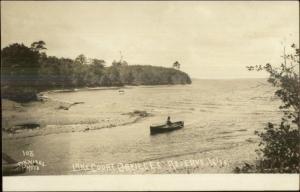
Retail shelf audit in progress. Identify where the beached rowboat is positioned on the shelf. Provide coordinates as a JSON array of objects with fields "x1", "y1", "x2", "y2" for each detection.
[
  {"x1": 150, "y1": 121, "x2": 184, "y2": 135},
  {"x1": 2, "y1": 153, "x2": 26, "y2": 176}
]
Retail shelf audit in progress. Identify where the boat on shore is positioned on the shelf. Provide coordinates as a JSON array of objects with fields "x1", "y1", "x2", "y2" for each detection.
[
  {"x1": 2, "y1": 153, "x2": 26, "y2": 176},
  {"x1": 150, "y1": 121, "x2": 184, "y2": 135}
]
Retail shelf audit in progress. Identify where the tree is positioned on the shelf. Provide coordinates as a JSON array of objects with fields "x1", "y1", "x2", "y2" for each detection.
[
  {"x1": 90, "y1": 59, "x2": 105, "y2": 74},
  {"x1": 99, "y1": 74, "x2": 111, "y2": 86},
  {"x1": 108, "y1": 66, "x2": 123, "y2": 86},
  {"x1": 92, "y1": 59, "x2": 105, "y2": 67},
  {"x1": 235, "y1": 43, "x2": 300, "y2": 173},
  {"x1": 125, "y1": 71, "x2": 134, "y2": 85},
  {"x1": 75, "y1": 54, "x2": 87, "y2": 65},
  {"x1": 1, "y1": 44, "x2": 40, "y2": 83},
  {"x1": 1, "y1": 43, "x2": 41, "y2": 101},
  {"x1": 121, "y1": 60, "x2": 128, "y2": 66},
  {"x1": 30, "y1": 41, "x2": 47, "y2": 52},
  {"x1": 112, "y1": 60, "x2": 128, "y2": 67},
  {"x1": 173, "y1": 61, "x2": 180, "y2": 70}
]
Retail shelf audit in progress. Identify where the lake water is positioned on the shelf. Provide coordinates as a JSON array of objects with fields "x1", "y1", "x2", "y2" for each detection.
[{"x1": 3, "y1": 79, "x2": 282, "y2": 175}]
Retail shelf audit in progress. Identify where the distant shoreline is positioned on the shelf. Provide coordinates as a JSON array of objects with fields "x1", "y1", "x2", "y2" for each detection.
[{"x1": 40, "y1": 83, "x2": 192, "y2": 95}]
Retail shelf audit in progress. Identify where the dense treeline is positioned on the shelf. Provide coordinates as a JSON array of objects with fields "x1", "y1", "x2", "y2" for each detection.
[
  {"x1": 1, "y1": 41, "x2": 192, "y2": 102},
  {"x1": 38, "y1": 58, "x2": 192, "y2": 88}
]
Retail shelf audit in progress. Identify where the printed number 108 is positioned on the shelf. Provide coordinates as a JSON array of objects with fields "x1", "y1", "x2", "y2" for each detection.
[{"x1": 22, "y1": 150, "x2": 34, "y2": 157}]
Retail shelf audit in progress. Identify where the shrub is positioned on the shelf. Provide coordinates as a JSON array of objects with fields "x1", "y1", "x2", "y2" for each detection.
[{"x1": 235, "y1": 43, "x2": 300, "y2": 173}]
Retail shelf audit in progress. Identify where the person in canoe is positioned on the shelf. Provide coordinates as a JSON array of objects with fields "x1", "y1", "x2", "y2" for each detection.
[{"x1": 166, "y1": 116, "x2": 172, "y2": 125}]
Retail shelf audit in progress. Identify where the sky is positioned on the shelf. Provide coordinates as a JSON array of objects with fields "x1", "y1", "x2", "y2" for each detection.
[{"x1": 1, "y1": 1, "x2": 299, "y2": 79}]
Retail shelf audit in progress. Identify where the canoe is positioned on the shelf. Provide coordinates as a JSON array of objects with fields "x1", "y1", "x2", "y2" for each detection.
[{"x1": 150, "y1": 121, "x2": 184, "y2": 135}]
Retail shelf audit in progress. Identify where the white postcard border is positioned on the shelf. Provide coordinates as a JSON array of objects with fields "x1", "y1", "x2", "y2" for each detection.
[{"x1": 3, "y1": 174, "x2": 300, "y2": 191}]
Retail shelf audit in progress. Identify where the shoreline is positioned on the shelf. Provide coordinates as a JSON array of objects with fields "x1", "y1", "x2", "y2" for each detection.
[
  {"x1": 41, "y1": 86, "x2": 126, "y2": 94},
  {"x1": 2, "y1": 97, "x2": 152, "y2": 140},
  {"x1": 40, "y1": 83, "x2": 193, "y2": 95}
]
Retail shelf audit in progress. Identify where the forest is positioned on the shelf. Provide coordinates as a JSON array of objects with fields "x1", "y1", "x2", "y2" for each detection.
[{"x1": 1, "y1": 41, "x2": 192, "y2": 102}]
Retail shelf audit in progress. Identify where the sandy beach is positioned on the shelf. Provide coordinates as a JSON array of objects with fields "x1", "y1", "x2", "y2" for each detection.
[{"x1": 2, "y1": 91, "x2": 145, "y2": 139}]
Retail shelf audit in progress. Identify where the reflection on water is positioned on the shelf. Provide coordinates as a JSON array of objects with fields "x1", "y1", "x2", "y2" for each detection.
[{"x1": 3, "y1": 79, "x2": 281, "y2": 175}]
